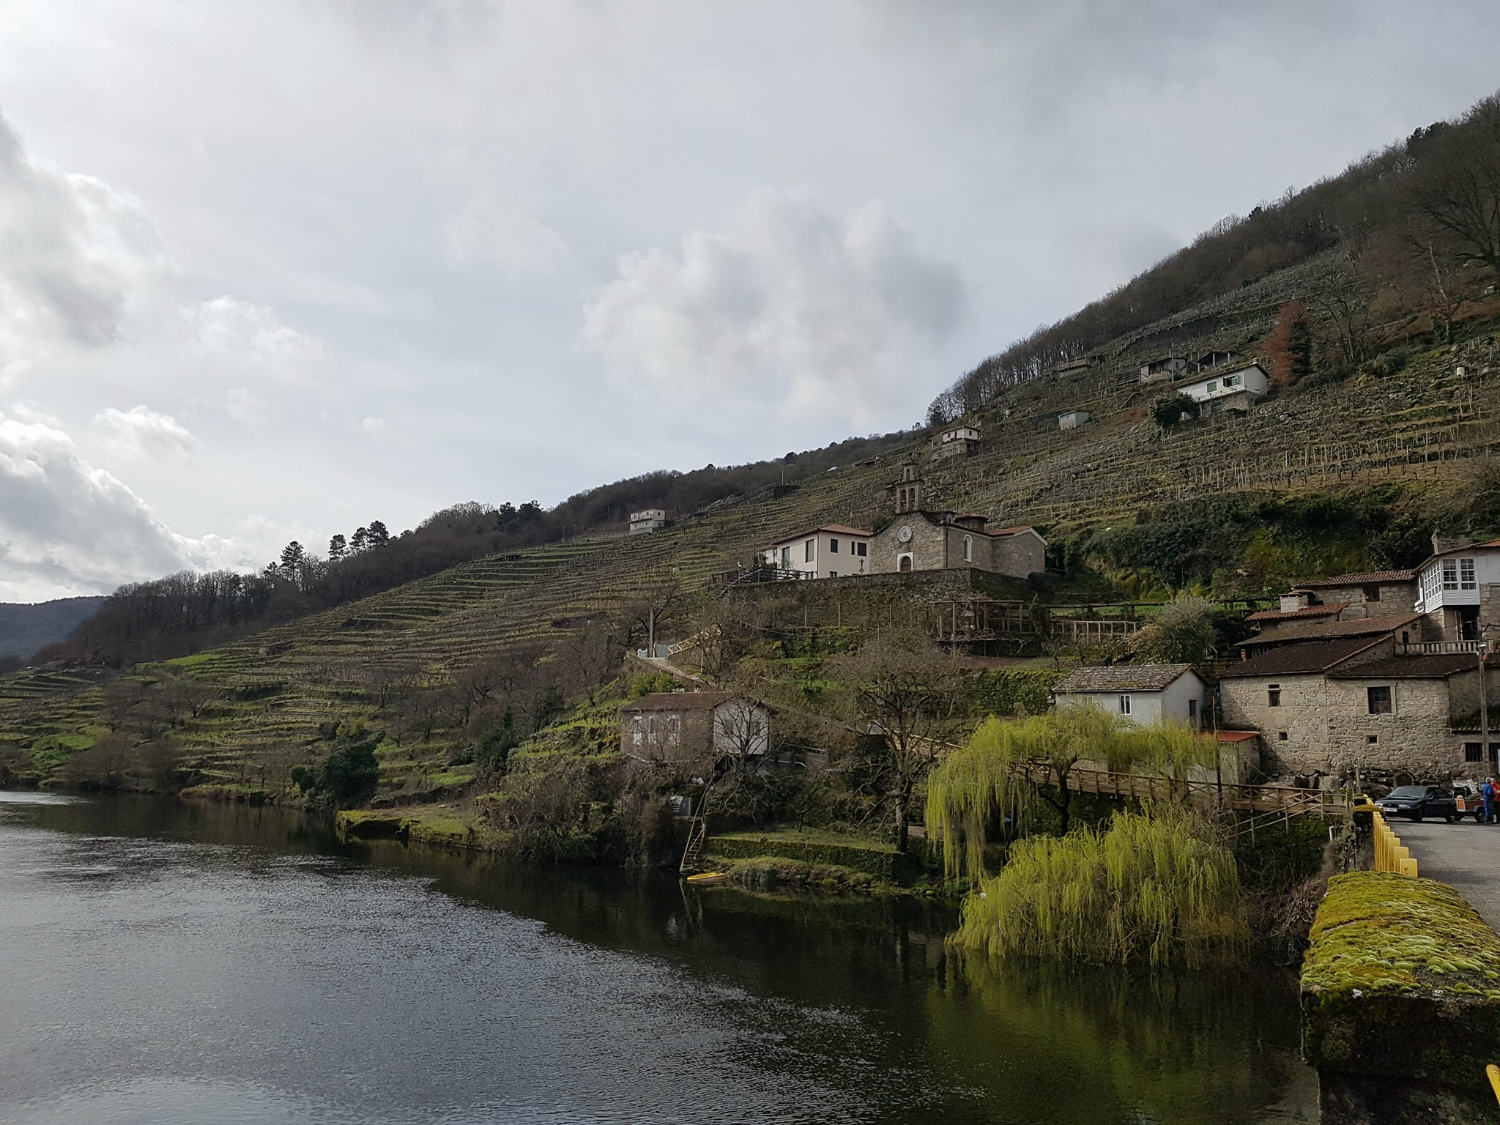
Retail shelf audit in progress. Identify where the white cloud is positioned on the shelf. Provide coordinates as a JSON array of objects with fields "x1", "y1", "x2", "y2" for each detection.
[
  {"x1": 583, "y1": 196, "x2": 967, "y2": 427},
  {"x1": 361, "y1": 416, "x2": 386, "y2": 438},
  {"x1": 0, "y1": 410, "x2": 251, "y2": 600},
  {"x1": 183, "y1": 296, "x2": 326, "y2": 382},
  {"x1": 444, "y1": 199, "x2": 572, "y2": 278},
  {"x1": 0, "y1": 112, "x2": 169, "y2": 386},
  {"x1": 96, "y1": 404, "x2": 198, "y2": 459}
]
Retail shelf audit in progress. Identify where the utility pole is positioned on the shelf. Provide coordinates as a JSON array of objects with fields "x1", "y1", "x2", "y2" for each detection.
[{"x1": 1482, "y1": 637, "x2": 1493, "y2": 776}]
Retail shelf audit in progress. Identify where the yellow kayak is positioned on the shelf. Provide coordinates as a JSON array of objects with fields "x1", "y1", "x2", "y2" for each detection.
[{"x1": 684, "y1": 871, "x2": 729, "y2": 886}]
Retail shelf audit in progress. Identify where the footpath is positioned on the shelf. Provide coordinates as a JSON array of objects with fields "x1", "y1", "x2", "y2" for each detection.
[{"x1": 1396, "y1": 818, "x2": 1500, "y2": 931}]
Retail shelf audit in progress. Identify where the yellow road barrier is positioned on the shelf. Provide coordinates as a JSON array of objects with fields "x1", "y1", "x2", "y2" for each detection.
[
  {"x1": 1373, "y1": 810, "x2": 1419, "y2": 877},
  {"x1": 1487, "y1": 1062, "x2": 1500, "y2": 1105}
]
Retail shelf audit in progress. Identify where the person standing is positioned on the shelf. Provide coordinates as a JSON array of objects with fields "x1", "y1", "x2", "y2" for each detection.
[{"x1": 1484, "y1": 777, "x2": 1496, "y2": 825}]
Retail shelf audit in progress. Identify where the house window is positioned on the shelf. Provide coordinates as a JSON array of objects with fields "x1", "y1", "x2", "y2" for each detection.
[
  {"x1": 830, "y1": 538, "x2": 839, "y2": 553},
  {"x1": 1267, "y1": 684, "x2": 1281, "y2": 707},
  {"x1": 855, "y1": 542, "x2": 867, "y2": 557},
  {"x1": 1187, "y1": 699, "x2": 1198, "y2": 720},
  {"x1": 804, "y1": 539, "x2": 815, "y2": 563},
  {"x1": 1362, "y1": 585, "x2": 1381, "y2": 602},
  {"x1": 1207, "y1": 380, "x2": 1218, "y2": 393},
  {"x1": 1466, "y1": 742, "x2": 1484, "y2": 762},
  {"x1": 1366, "y1": 735, "x2": 1378, "y2": 744},
  {"x1": 1461, "y1": 557, "x2": 1477, "y2": 590},
  {"x1": 1224, "y1": 374, "x2": 1240, "y2": 387},
  {"x1": 1367, "y1": 685, "x2": 1393, "y2": 715},
  {"x1": 829, "y1": 571, "x2": 836, "y2": 578},
  {"x1": 898, "y1": 554, "x2": 913, "y2": 572},
  {"x1": 1443, "y1": 559, "x2": 1459, "y2": 591},
  {"x1": 1119, "y1": 695, "x2": 1132, "y2": 715},
  {"x1": 1278, "y1": 732, "x2": 1288, "y2": 741},
  {"x1": 963, "y1": 535, "x2": 973, "y2": 562},
  {"x1": 780, "y1": 546, "x2": 790, "y2": 569}
]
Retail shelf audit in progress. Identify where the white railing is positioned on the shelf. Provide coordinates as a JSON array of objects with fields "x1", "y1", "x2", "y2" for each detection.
[{"x1": 1396, "y1": 641, "x2": 1486, "y2": 655}]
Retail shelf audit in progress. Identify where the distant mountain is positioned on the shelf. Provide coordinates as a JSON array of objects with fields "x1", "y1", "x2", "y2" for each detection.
[{"x1": 0, "y1": 598, "x2": 107, "y2": 662}]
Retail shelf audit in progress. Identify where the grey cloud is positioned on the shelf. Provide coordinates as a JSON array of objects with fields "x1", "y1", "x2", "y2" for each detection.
[
  {"x1": 0, "y1": 110, "x2": 166, "y2": 377},
  {"x1": 583, "y1": 196, "x2": 967, "y2": 428},
  {"x1": 0, "y1": 412, "x2": 246, "y2": 600}
]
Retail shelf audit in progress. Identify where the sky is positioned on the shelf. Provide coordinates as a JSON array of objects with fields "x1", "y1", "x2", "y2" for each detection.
[{"x1": 1, "y1": 1, "x2": 1497, "y2": 602}]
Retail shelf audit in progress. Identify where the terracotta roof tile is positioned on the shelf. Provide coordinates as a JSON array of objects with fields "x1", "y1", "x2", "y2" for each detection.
[
  {"x1": 620, "y1": 692, "x2": 734, "y2": 713},
  {"x1": 1327, "y1": 654, "x2": 1484, "y2": 679}
]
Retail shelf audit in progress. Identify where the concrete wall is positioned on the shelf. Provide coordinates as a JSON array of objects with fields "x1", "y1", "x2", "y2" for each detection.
[{"x1": 764, "y1": 530, "x2": 871, "y2": 579}]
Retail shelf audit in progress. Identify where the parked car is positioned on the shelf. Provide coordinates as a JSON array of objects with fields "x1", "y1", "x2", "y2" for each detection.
[{"x1": 1376, "y1": 785, "x2": 1459, "y2": 823}]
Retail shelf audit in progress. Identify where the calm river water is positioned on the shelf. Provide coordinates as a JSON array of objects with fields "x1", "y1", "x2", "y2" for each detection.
[{"x1": 0, "y1": 791, "x2": 1319, "y2": 1124}]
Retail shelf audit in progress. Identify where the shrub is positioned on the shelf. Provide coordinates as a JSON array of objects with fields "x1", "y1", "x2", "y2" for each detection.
[
  {"x1": 1151, "y1": 393, "x2": 1197, "y2": 428},
  {"x1": 292, "y1": 737, "x2": 380, "y2": 808}
]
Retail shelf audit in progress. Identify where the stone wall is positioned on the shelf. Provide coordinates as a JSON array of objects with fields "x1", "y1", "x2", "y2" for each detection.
[
  {"x1": 1309, "y1": 581, "x2": 1418, "y2": 620},
  {"x1": 990, "y1": 531, "x2": 1045, "y2": 577},
  {"x1": 1221, "y1": 664, "x2": 1486, "y2": 780},
  {"x1": 868, "y1": 513, "x2": 950, "y2": 573}
]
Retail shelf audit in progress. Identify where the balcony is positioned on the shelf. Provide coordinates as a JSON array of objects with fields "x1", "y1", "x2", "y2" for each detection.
[{"x1": 1396, "y1": 640, "x2": 1487, "y2": 656}]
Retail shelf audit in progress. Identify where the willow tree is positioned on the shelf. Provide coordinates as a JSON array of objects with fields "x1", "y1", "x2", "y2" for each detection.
[
  {"x1": 926, "y1": 710, "x2": 1219, "y2": 879},
  {"x1": 953, "y1": 808, "x2": 1247, "y2": 968}
]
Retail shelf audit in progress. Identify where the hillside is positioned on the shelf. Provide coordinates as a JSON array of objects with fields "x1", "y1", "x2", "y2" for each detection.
[
  {"x1": 0, "y1": 599, "x2": 107, "y2": 664},
  {"x1": 3, "y1": 94, "x2": 1500, "y2": 833}
]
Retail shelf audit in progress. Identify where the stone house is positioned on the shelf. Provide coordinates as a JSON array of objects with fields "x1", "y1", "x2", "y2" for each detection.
[
  {"x1": 1218, "y1": 619, "x2": 1494, "y2": 779},
  {"x1": 1051, "y1": 663, "x2": 1208, "y2": 726},
  {"x1": 618, "y1": 692, "x2": 772, "y2": 768},
  {"x1": 760, "y1": 524, "x2": 872, "y2": 579},
  {"x1": 629, "y1": 509, "x2": 666, "y2": 535},
  {"x1": 1286, "y1": 569, "x2": 1419, "y2": 621},
  {"x1": 1058, "y1": 409, "x2": 1090, "y2": 430},
  {"x1": 867, "y1": 512, "x2": 1045, "y2": 578},
  {"x1": 931, "y1": 423, "x2": 981, "y2": 463}
]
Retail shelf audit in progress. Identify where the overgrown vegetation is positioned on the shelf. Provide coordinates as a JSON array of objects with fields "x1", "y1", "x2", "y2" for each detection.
[{"x1": 952, "y1": 808, "x2": 1247, "y2": 968}]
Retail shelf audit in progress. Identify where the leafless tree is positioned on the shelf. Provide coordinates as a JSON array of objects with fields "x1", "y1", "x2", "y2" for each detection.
[{"x1": 832, "y1": 630, "x2": 968, "y2": 851}]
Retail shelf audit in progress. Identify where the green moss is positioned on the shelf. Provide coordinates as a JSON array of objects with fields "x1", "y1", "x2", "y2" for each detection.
[{"x1": 1302, "y1": 872, "x2": 1500, "y2": 1002}]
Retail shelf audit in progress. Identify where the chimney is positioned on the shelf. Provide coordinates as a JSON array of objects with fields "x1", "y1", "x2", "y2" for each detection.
[
  {"x1": 1432, "y1": 531, "x2": 1474, "y2": 555},
  {"x1": 1279, "y1": 592, "x2": 1312, "y2": 613}
]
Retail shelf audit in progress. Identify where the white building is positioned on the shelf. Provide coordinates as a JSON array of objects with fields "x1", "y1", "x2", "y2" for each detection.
[
  {"x1": 1414, "y1": 537, "x2": 1500, "y2": 641},
  {"x1": 1051, "y1": 663, "x2": 1208, "y2": 727},
  {"x1": 1059, "y1": 409, "x2": 1090, "y2": 430},
  {"x1": 1177, "y1": 362, "x2": 1270, "y2": 414},
  {"x1": 761, "y1": 524, "x2": 872, "y2": 579},
  {"x1": 629, "y1": 509, "x2": 667, "y2": 535}
]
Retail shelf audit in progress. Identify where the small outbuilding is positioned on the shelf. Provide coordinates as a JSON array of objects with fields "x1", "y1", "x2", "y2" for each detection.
[
  {"x1": 1058, "y1": 409, "x2": 1090, "y2": 430},
  {"x1": 1051, "y1": 663, "x2": 1208, "y2": 727},
  {"x1": 619, "y1": 692, "x2": 772, "y2": 768}
]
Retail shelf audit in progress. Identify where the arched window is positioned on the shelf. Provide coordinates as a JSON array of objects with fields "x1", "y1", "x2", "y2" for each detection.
[
  {"x1": 898, "y1": 554, "x2": 913, "y2": 572},
  {"x1": 963, "y1": 534, "x2": 972, "y2": 563}
]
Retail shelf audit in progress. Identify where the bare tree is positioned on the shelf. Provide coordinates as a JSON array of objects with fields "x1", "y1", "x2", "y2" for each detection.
[
  {"x1": 1407, "y1": 95, "x2": 1500, "y2": 282},
  {"x1": 833, "y1": 631, "x2": 967, "y2": 851}
]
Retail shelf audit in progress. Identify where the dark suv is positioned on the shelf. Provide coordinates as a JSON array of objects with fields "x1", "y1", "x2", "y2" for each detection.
[{"x1": 1376, "y1": 785, "x2": 1459, "y2": 823}]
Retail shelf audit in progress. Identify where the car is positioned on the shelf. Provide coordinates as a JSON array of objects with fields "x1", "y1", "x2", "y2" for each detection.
[{"x1": 1376, "y1": 785, "x2": 1460, "y2": 823}]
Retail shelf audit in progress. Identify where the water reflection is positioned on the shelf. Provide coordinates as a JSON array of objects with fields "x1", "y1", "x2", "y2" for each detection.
[{"x1": 0, "y1": 792, "x2": 1317, "y2": 1124}]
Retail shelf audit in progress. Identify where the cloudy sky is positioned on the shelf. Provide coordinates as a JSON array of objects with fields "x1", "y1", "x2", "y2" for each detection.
[{"x1": 1, "y1": 1, "x2": 1496, "y2": 602}]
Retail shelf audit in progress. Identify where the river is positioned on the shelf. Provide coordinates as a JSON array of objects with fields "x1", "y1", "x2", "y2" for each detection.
[{"x1": 0, "y1": 791, "x2": 1319, "y2": 1124}]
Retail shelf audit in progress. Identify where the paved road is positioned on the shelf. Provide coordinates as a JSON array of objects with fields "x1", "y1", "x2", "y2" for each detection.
[{"x1": 1393, "y1": 817, "x2": 1500, "y2": 930}]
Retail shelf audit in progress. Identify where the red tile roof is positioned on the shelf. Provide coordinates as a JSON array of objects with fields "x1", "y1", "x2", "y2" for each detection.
[{"x1": 1216, "y1": 730, "x2": 1261, "y2": 743}]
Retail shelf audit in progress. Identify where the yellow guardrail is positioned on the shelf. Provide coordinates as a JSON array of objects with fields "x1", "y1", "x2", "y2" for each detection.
[
  {"x1": 1488, "y1": 1062, "x2": 1500, "y2": 1105},
  {"x1": 1372, "y1": 809, "x2": 1419, "y2": 877}
]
